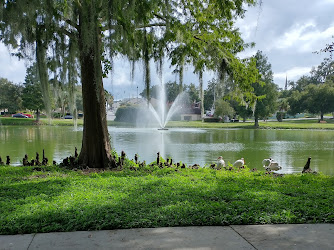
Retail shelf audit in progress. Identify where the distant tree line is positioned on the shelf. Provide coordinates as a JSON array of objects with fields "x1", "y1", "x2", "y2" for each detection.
[{"x1": 0, "y1": 64, "x2": 84, "y2": 120}]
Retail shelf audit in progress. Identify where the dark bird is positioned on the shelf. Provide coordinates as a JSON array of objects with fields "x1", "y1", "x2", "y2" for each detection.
[
  {"x1": 302, "y1": 157, "x2": 316, "y2": 173},
  {"x1": 156, "y1": 152, "x2": 160, "y2": 165},
  {"x1": 75, "y1": 147, "x2": 78, "y2": 158}
]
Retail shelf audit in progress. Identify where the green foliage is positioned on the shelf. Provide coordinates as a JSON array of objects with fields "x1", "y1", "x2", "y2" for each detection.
[
  {"x1": 22, "y1": 65, "x2": 45, "y2": 116},
  {"x1": 276, "y1": 112, "x2": 286, "y2": 122},
  {"x1": 253, "y1": 51, "x2": 278, "y2": 125},
  {"x1": 214, "y1": 99, "x2": 235, "y2": 118},
  {"x1": 302, "y1": 84, "x2": 334, "y2": 120},
  {"x1": 0, "y1": 0, "x2": 261, "y2": 167},
  {"x1": 229, "y1": 100, "x2": 253, "y2": 122},
  {"x1": 0, "y1": 165, "x2": 333, "y2": 234},
  {"x1": 114, "y1": 105, "x2": 142, "y2": 123},
  {"x1": 185, "y1": 83, "x2": 200, "y2": 103},
  {"x1": 0, "y1": 78, "x2": 23, "y2": 113}
]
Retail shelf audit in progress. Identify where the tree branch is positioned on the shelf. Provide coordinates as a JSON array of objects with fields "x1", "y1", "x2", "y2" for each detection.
[
  {"x1": 64, "y1": 19, "x2": 79, "y2": 31},
  {"x1": 137, "y1": 23, "x2": 166, "y2": 29},
  {"x1": 153, "y1": 13, "x2": 166, "y2": 22}
]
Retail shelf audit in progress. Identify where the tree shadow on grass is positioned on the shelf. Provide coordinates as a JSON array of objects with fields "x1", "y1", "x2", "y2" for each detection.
[{"x1": 2, "y1": 172, "x2": 334, "y2": 234}]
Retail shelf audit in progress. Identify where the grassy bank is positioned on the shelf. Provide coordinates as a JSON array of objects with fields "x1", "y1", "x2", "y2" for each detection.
[
  {"x1": 165, "y1": 119, "x2": 334, "y2": 130},
  {"x1": 3, "y1": 116, "x2": 334, "y2": 129},
  {"x1": 0, "y1": 117, "x2": 83, "y2": 126},
  {"x1": 1, "y1": 164, "x2": 333, "y2": 235}
]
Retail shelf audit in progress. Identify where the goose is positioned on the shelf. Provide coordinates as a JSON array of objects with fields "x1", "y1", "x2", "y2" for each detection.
[
  {"x1": 217, "y1": 156, "x2": 226, "y2": 168},
  {"x1": 266, "y1": 161, "x2": 282, "y2": 171},
  {"x1": 233, "y1": 158, "x2": 245, "y2": 168}
]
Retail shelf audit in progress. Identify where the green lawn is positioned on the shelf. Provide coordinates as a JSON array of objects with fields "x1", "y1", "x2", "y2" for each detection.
[
  {"x1": 0, "y1": 117, "x2": 83, "y2": 126},
  {"x1": 164, "y1": 119, "x2": 334, "y2": 130},
  {"x1": 1, "y1": 164, "x2": 333, "y2": 235},
  {"x1": 3, "y1": 116, "x2": 334, "y2": 130}
]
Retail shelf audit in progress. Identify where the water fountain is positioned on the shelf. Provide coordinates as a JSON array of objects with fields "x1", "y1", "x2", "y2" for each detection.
[{"x1": 145, "y1": 83, "x2": 188, "y2": 130}]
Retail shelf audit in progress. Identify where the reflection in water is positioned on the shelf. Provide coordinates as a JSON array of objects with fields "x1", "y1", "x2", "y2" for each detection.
[
  {"x1": 109, "y1": 127, "x2": 334, "y2": 175},
  {"x1": 0, "y1": 126, "x2": 82, "y2": 166},
  {"x1": 1, "y1": 126, "x2": 334, "y2": 175}
]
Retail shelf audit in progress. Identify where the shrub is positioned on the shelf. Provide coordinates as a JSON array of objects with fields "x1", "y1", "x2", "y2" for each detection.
[{"x1": 115, "y1": 105, "x2": 143, "y2": 123}]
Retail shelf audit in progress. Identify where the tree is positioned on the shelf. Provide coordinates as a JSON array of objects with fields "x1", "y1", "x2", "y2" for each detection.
[
  {"x1": 1, "y1": 0, "x2": 259, "y2": 168},
  {"x1": 253, "y1": 51, "x2": 278, "y2": 127},
  {"x1": 287, "y1": 90, "x2": 304, "y2": 116},
  {"x1": 214, "y1": 99, "x2": 234, "y2": 119},
  {"x1": 204, "y1": 79, "x2": 226, "y2": 111},
  {"x1": 185, "y1": 83, "x2": 200, "y2": 103},
  {"x1": 302, "y1": 84, "x2": 334, "y2": 121},
  {"x1": 310, "y1": 57, "x2": 334, "y2": 84},
  {"x1": 22, "y1": 65, "x2": 45, "y2": 121},
  {"x1": 230, "y1": 100, "x2": 253, "y2": 122},
  {"x1": 0, "y1": 78, "x2": 23, "y2": 113}
]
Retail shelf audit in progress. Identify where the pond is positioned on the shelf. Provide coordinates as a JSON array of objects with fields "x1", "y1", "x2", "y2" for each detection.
[{"x1": 0, "y1": 125, "x2": 333, "y2": 175}]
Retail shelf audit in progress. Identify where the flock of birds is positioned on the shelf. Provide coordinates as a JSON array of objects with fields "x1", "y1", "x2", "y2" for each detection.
[{"x1": 217, "y1": 156, "x2": 282, "y2": 172}]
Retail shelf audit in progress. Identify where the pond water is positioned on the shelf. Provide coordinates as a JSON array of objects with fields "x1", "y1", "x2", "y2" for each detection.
[{"x1": 1, "y1": 125, "x2": 333, "y2": 175}]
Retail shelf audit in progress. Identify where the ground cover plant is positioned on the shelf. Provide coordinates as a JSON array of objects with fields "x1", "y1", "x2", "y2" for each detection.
[{"x1": 1, "y1": 162, "x2": 333, "y2": 235}]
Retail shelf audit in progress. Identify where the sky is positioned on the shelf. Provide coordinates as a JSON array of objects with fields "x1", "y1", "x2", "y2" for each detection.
[{"x1": 0, "y1": 0, "x2": 333, "y2": 100}]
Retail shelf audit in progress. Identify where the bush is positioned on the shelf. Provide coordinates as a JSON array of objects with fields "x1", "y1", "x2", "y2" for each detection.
[
  {"x1": 204, "y1": 117, "x2": 221, "y2": 123},
  {"x1": 115, "y1": 105, "x2": 143, "y2": 123}
]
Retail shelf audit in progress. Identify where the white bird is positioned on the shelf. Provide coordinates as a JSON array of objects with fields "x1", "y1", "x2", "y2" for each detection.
[
  {"x1": 217, "y1": 156, "x2": 226, "y2": 168},
  {"x1": 233, "y1": 158, "x2": 245, "y2": 168},
  {"x1": 262, "y1": 158, "x2": 272, "y2": 168},
  {"x1": 266, "y1": 161, "x2": 282, "y2": 171}
]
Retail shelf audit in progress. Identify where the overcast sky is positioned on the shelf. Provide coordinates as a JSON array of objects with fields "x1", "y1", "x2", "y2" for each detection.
[{"x1": 0, "y1": 0, "x2": 333, "y2": 100}]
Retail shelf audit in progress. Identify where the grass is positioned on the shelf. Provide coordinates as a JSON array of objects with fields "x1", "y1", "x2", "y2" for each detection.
[
  {"x1": 164, "y1": 119, "x2": 334, "y2": 130},
  {"x1": 1, "y1": 163, "x2": 333, "y2": 235},
  {"x1": 3, "y1": 116, "x2": 334, "y2": 130},
  {"x1": 0, "y1": 117, "x2": 83, "y2": 126}
]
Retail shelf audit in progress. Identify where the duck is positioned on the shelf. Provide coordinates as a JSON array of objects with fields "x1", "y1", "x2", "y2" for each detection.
[
  {"x1": 233, "y1": 158, "x2": 245, "y2": 168},
  {"x1": 262, "y1": 158, "x2": 272, "y2": 168},
  {"x1": 266, "y1": 161, "x2": 282, "y2": 171},
  {"x1": 217, "y1": 156, "x2": 226, "y2": 168}
]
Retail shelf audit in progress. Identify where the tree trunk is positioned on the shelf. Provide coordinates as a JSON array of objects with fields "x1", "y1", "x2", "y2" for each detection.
[
  {"x1": 77, "y1": 6, "x2": 116, "y2": 168},
  {"x1": 36, "y1": 109, "x2": 40, "y2": 122},
  {"x1": 254, "y1": 116, "x2": 259, "y2": 128},
  {"x1": 199, "y1": 71, "x2": 204, "y2": 122},
  {"x1": 320, "y1": 112, "x2": 324, "y2": 121}
]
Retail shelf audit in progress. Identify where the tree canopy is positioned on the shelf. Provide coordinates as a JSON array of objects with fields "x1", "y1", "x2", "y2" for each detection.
[
  {"x1": 252, "y1": 51, "x2": 278, "y2": 127},
  {"x1": 22, "y1": 65, "x2": 45, "y2": 121}
]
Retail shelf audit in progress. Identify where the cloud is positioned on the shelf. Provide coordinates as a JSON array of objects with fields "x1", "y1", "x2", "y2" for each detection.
[
  {"x1": 0, "y1": 44, "x2": 26, "y2": 84},
  {"x1": 272, "y1": 20, "x2": 334, "y2": 53},
  {"x1": 274, "y1": 66, "x2": 311, "y2": 81}
]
